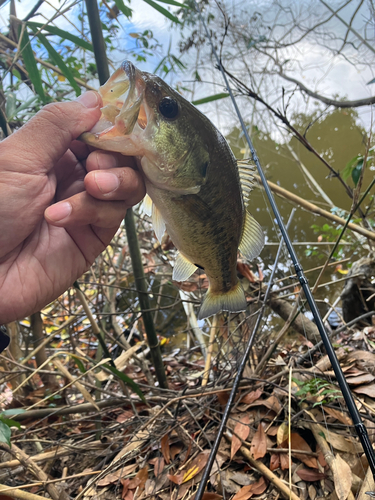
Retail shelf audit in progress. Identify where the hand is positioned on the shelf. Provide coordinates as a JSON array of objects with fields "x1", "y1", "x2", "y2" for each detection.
[{"x1": 0, "y1": 92, "x2": 145, "y2": 324}]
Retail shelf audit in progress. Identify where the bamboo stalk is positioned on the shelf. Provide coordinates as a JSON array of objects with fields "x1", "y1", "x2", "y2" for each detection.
[{"x1": 125, "y1": 209, "x2": 168, "y2": 388}]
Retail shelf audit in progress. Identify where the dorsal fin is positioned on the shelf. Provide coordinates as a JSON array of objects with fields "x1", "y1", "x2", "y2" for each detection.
[
  {"x1": 173, "y1": 253, "x2": 197, "y2": 282},
  {"x1": 152, "y1": 203, "x2": 166, "y2": 242},
  {"x1": 239, "y1": 211, "x2": 264, "y2": 261},
  {"x1": 237, "y1": 159, "x2": 256, "y2": 204}
]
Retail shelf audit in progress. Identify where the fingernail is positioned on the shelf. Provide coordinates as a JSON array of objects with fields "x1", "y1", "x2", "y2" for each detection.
[
  {"x1": 77, "y1": 91, "x2": 99, "y2": 108},
  {"x1": 46, "y1": 202, "x2": 72, "y2": 221},
  {"x1": 94, "y1": 171, "x2": 120, "y2": 195}
]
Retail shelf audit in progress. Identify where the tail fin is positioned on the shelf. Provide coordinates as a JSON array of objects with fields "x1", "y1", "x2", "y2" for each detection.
[{"x1": 198, "y1": 281, "x2": 247, "y2": 320}]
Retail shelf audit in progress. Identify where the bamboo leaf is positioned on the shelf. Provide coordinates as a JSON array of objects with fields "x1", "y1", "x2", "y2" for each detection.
[
  {"x1": 192, "y1": 93, "x2": 229, "y2": 105},
  {"x1": 103, "y1": 364, "x2": 145, "y2": 401},
  {"x1": 19, "y1": 28, "x2": 47, "y2": 103},
  {"x1": 0, "y1": 420, "x2": 11, "y2": 446},
  {"x1": 27, "y1": 22, "x2": 93, "y2": 52},
  {"x1": 142, "y1": 0, "x2": 181, "y2": 24},
  {"x1": 31, "y1": 28, "x2": 81, "y2": 96},
  {"x1": 113, "y1": 0, "x2": 133, "y2": 17},
  {"x1": 153, "y1": 0, "x2": 190, "y2": 8}
]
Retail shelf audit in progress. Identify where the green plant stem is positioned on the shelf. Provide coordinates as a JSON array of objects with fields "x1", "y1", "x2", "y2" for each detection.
[
  {"x1": 125, "y1": 209, "x2": 168, "y2": 389},
  {"x1": 85, "y1": 0, "x2": 109, "y2": 85}
]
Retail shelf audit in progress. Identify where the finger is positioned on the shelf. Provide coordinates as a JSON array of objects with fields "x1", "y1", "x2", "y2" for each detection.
[
  {"x1": 2, "y1": 92, "x2": 102, "y2": 175},
  {"x1": 84, "y1": 167, "x2": 146, "y2": 205},
  {"x1": 44, "y1": 191, "x2": 128, "y2": 228},
  {"x1": 86, "y1": 150, "x2": 137, "y2": 172}
]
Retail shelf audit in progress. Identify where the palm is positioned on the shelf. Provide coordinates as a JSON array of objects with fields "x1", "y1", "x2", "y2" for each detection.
[{"x1": 0, "y1": 147, "x2": 119, "y2": 324}]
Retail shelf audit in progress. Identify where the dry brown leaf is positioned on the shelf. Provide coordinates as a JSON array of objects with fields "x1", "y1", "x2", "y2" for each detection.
[
  {"x1": 170, "y1": 443, "x2": 183, "y2": 460},
  {"x1": 201, "y1": 494, "x2": 223, "y2": 500},
  {"x1": 281, "y1": 433, "x2": 318, "y2": 469},
  {"x1": 250, "y1": 423, "x2": 267, "y2": 460},
  {"x1": 346, "y1": 373, "x2": 375, "y2": 385},
  {"x1": 308, "y1": 484, "x2": 317, "y2": 500},
  {"x1": 277, "y1": 422, "x2": 289, "y2": 446},
  {"x1": 116, "y1": 410, "x2": 134, "y2": 423},
  {"x1": 231, "y1": 415, "x2": 250, "y2": 459},
  {"x1": 270, "y1": 453, "x2": 280, "y2": 471},
  {"x1": 161, "y1": 433, "x2": 170, "y2": 464},
  {"x1": 296, "y1": 469, "x2": 326, "y2": 482},
  {"x1": 323, "y1": 406, "x2": 353, "y2": 426},
  {"x1": 353, "y1": 383, "x2": 375, "y2": 398},
  {"x1": 154, "y1": 457, "x2": 164, "y2": 477},
  {"x1": 315, "y1": 423, "x2": 363, "y2": 454},
  {"x1": 168, "y1": 473, "x2": 183, "y2": 485},
  {"x1": 279, "y1": 452, "x2": 290, "y2": 470},
  {"x1": 134, "y1": 466, "x2": 148, "y2": 491},
  {"x1": 331, "y1": 454, "x2": 352, "y2": 500},
  {"x1": 97, "y1": 473, "x2": 122, "y2": 487},
  {"x1": 232, "y1": 485, "x2": 254, "y2": 500},
  {"x1": 217, "y1": 391, "x2": 229, "y2": 405},
  {"x1": 239, "y1": 388, "x2": 263, "y2": 405},
  {"x1": 182, "y1": 451, "x2": 209, "y2": 483},
  {"x1": 232, "y1": 477, "x2": 267, "y2": 500}
]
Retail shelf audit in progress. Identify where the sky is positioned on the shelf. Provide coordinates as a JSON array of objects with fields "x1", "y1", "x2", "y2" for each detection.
[{"x1": 0, "y1": 0, "x2": 374, "y2": 133}]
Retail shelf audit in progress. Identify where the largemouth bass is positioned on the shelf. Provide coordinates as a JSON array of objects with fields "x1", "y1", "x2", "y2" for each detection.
[{"x1": 81, "y1": 61, "x2": 264, "y2": 319}]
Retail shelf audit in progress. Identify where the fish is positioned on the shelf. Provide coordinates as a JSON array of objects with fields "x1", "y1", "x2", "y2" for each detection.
[{"x1": 80, "y1": 61, "x2": 264, "y2": 319}]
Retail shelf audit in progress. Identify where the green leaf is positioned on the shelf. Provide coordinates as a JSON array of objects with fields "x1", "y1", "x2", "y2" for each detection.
[
  {"x1": 103, "y1": 364, "x2": 145, "y2": 401},
  {"x1": 342, "y1": 154, "x2": 361, "y2": 181},
  {"x1": 141, "y1": 0, "x2": 181, "y2": 24},
  {"x1": 19, "y1": 28, "x2": 47, "y2": 103},
  {"x1": 31, "y1": 29, "x2": 81, "y2": 96},
  {"x1": 192, "y1": 93, "x2": 230, "y2": 105},
  {"x1": 352, "y1": 159, "x2": 364, "y2": 187},
  {"x1": 27, "y1": 22, "x2": 93, "y2": 52},
  {"x1": 5, "y1": 92, "x2": 17, "y2": 120},
  {"x1": 0, "y1": 420, "x2": 11, "y2": 446},
  {"x1": 0, "y1": 415, "x2": 21, "y2": 430},
  {"x1": 153, "y1": 0, "x2": 190, "y2": 8},
  {"x1": 1, "y1": 408, "x2": 26, "y2": 416},
  {"x1": 69, "y1": 355, "x2": 86, "y2": 374},
  {"x1": 113, "y1": 0, "x2": 133, "y2": 17}
]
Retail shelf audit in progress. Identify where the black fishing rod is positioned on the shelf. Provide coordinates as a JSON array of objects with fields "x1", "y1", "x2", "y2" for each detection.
[{"x1": 192, "y1": 4, "x2": 375, "y2": 500}]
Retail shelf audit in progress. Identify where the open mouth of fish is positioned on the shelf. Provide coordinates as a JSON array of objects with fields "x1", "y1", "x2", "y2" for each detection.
[{"x1": 80, "y1": 61, "x2": 149, "y2": 148}]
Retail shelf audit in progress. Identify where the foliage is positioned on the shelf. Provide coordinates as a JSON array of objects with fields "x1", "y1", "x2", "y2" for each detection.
[
  {"x1": 293, "y1": 377, "x2": 341, "y2": 407},
  {"x1": 341, "y1": 146, "x2": 374, "y2": 187}
]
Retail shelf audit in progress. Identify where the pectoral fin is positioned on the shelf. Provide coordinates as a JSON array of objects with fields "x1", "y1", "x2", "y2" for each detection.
[
  {"x1": 172, "y1": 253, "x2": 197, "y2": 282},
  {"x1": 140, "y1": 193, "x2": 153, "y2": 217},
  {"x1": 239, "y1": 211, "x2": 264, "y2": 261},
  {"x1": 152, "y1": 203, "x2": 166, "y2": 242}
]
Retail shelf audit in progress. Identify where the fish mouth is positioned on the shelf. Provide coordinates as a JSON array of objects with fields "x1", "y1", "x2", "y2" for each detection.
[{"x1": 80, "y1": 61, "x2": 148, "y2": 147}]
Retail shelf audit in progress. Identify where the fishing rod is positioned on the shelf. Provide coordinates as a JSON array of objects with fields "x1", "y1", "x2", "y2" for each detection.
[{"x1": 192, "y1": 4, "x2": 375, "y2": 500}]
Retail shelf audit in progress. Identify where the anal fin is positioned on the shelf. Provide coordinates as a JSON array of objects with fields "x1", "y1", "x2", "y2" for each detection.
[
  {"x1": 173, "y1": 253, "x2": 197, "y2": 282},
  {"x1": 239, "y1": 211, "x2": 264, "y2": 261}
]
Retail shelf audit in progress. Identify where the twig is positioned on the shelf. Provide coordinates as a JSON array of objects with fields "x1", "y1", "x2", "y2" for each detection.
[
  {"x1": 224, "y1": 431, "x2": 300, "y2": 500},
  {"x1": 0, "y1": 443, "x2": 69, "y2": 500},
  {"x1": 0, "y1": 483, "x2": 48, "y2": 500},
  {"x1": 202, "y1": 315, "x2": 218, "y2": 387},
  {"x1": 252, "y1": 174, "x2": 375, "y2": 241}
]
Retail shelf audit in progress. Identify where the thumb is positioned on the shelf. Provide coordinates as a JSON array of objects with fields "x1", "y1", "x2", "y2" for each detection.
[{"x1": 6, "y1": 92, "x2": 102, "y2": 173}]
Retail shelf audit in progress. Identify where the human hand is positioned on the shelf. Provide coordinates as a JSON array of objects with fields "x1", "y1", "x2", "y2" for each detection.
[{"x1": 0, "y1": 92, "x2": 145, "y2": 324}]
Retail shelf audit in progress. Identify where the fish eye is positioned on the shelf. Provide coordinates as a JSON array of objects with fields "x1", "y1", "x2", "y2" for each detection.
[{"x1": 159, "y1": 97, "x2": 179, "y2": 120}]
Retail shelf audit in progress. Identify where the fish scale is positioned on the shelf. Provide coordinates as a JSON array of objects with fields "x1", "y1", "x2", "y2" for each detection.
[{"x1": 80, "y1": 60, "x2": 264, "y2": 319}]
